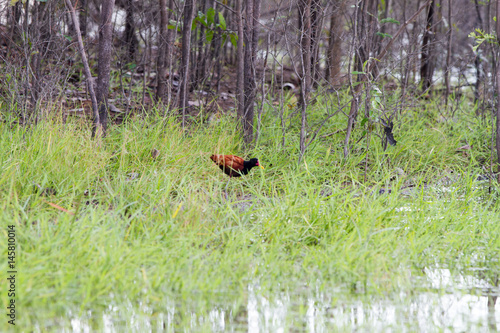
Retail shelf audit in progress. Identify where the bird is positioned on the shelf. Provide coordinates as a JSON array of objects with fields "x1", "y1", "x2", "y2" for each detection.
[
  {"x1": 210, "y1": 154, "x2": 264, "y2": 177},
  {"x1": 210, "y1": 154, "x2": 264, "y2": 197}
]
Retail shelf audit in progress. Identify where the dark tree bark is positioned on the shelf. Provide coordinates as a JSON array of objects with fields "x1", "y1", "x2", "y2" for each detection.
[
  {"x1": 124, "y1": 0, "x2": 138, "y2": 62},
  {"x1": 179, "y1": 0, "x2": 196, "y2": 128},
  {"x1": 420, "y1": 0, "x2": 436, "y2": 93},
  {"x1": 79, "y1": 0, "x2": 87, "y2": 38},
  {"x1": 9, "y1": 1, "x2": 22, "y2": 45},
  {"x1": 38, "y1": 1, "x2": 54, "y2": 57},
  {"x1": 93, "y1": 0, "x2": 116, "y2": 138}
]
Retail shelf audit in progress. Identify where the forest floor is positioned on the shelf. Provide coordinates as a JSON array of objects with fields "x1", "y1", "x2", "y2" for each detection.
[
  {"x1": 1, "y1": 90, "x2": 499, "y2": 331},
  {"x1": 57, "y1": 60, "x2": 301, "y2": 125}
]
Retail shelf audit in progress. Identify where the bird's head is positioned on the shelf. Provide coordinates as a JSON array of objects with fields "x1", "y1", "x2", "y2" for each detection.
[{"x1": 249, "y1": 158, "x2": 265, "y2": 169}]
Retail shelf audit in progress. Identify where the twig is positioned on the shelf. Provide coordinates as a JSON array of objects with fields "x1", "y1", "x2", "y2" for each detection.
[
  {"x1": 214, "y1": 0, "x2": 236, "y2": 14},
  {"x1": 320, "y1": 128, "x2": 346, "y2": 138},
  {"x1": 64, "y1": 0, "x2": 100, "y2": 128}
]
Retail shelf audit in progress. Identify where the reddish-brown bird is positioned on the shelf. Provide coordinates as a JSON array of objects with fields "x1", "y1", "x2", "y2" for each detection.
[{"x1": 210, "y1": 154, "x2": 264, "y2": 177}]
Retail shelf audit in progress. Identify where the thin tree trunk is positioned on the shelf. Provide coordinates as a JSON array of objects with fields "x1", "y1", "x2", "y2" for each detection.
[
  {"x1": 210, "y1": 2, "x2": 223, "y2": 94},
  {"x1": 255, "y1": 31, "x2": 271, "y2": 144},
  {"x1": 377, "y1": 0, "x2": 392, "y2": 56},
  {"x1": 474, "y1": 0, "x2": 483, "y2": 106},
  {"x1": 355, "y1": 0, "x2": 370, "y2": 74},
  {"x1": 9, "y1": 1, "x2": 22, "y2": 46},
  {"x1": 242, "y1": 0, "x2": 260, "y2": 144},
  {"x1": 445, "y1": 0, "x2": 452, "y2": 107},
  {"x1": 38, "y1": 1, "x2": 53, "y2": 57},
  {"x1": 64, "y1": 0, "x2": 99, "y2": 130},
  {"x1": 179, "y1": 0, "x2": 196, "y2": 128},
  {"x1": 195, "y1": 0, "x2": 208, "y2": 89},
  {"x1": 236, "y1": 0, "x2": 245, "y2": 125},
  {"x1": 79, "y1": 0, "x2": 87, "y2": 38},
  {"x1": 165, "y1": 0, "x2": 176, "y2": 106},
  {"x1": 242, "y1": 0, "x2": 254, "y2": 144},
  {"x1": 94, "y1": 0, "x2": 116, "y2": 138},
  {"x1": 298, "y1": 0, "x2": 312, "y2": 160},
  {"x1": 22, "y1": 0, "x2": 30, "y2": 125},
  {"x1": 31, "y1": 1, "x2": 41, "y2": 125},
  {"x1": 252, "y1": 0, "x2": 261, "y2": 63},
  {"x1": 495, "y1": 0, "x2": 500, "y2": 168},
  {"x1": 344, "y1": 0, "x2": 361, "y2": 158},
  {"x1": 310, "y1": 0, "x2": 323, "y2": 86},
  {"x1": 420, "y1": 0, "x2": 435, "y2": 93},
  {"x1": 156, "y1": 0, "x2": 169, "y2": 103},
  {"x1": 124, "y1": 0, "x2": 138, "y2": 63}
]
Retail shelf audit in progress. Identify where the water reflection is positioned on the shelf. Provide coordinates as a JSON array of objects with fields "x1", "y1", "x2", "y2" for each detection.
[{"x1": 66, "y1": 270, "x2": 499, "y2": 332}]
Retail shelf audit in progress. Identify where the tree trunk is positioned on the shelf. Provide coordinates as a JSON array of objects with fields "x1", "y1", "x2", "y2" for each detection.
[
  {"x1": 354, "y1": 1, "x2": 366, "y2": 73},
  {"x1": 166, "y1": 0, "x2": 175, "y2": 106},
  {"x1": 474, "y1": 0, "x2": 483, "y2": 106},
  {"x1": 326, "y1": 1, "x2": 344, "y2": 87},
  {"x1": 179, "y1": 0, "x2": 196, "y2": 128},
  {"x1": 298, "y1": 0, "x2": 312, "y2": 159},
  {"x1": 445, "y1": 0, "x2": 452, "y2": 107},
  {"x1": 9, "y1": 1, "x2": 22, "y2": 45},
  {"x1": 31, "y1": 0, "x2": 41, "y2": 125},
  {"x1": 124, "y1": 0, "x2": 138, "y2": 62},
  {"x1": 211, "y1": 3, "x2": 224, "y2": 94},
  {"x1": 156, "y1": 0, "x2": 169, "y2": 103},
  {"x1": 64, "y1": 0, "x2": 100, "y2": 131},
  {"x1": 344, "y1": 0, "x2": 363, "y2": 158},
  {"x1": 38, "y1": 1, "x2": 54, "y2": 57},
  {"x1": 79, "y1": 0, "x2": 87, "y2": 38},
  {"x1": 241, "y1": 0, "x2": 260, "y2": 144},
  {"x1": 420, "y1": 0, "x2": 436, "y2": 93},
  {"x1": 496, "y1": 0, "x2": 500, "y2": 168},
  {"x1": 310, "y1": 0, "x2": 323, "y2": 86},
  {"x1": 93, "y1": 0, "x2": 116, "y2": 138},
  {"x1": 377, "y1": 0, "x2": 392, "y2": 56},
  {"x1": 236, "y1": 0, "x2": 245, "y2": 126},
  {"x1": 194, "y1": 0, "x2": 208, "y2": 89}
]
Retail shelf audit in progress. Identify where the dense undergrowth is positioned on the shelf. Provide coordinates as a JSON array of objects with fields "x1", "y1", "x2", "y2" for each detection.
[{"x1": 1, "y1": 95, "x2": 499, "y2": 330}]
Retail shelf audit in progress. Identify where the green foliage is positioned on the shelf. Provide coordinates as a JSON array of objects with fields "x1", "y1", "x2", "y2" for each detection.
[
  {"x1": 468, "y1": 28, "x2": 497, "y2": 52},
  {"x1": 380, "y1": 17, "x2": 400, "y2": 25},
  {"x1": 193, "y1": 7, "x2": 237, "y2": 47},
  {"x1": 376, "y1": 31, "x2": 392, "y2": 39}
]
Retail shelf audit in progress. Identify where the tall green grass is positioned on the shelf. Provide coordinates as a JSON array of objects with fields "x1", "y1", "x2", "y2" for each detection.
[{"x1": 0, "y1": 98, "x2": 499, "y2": 331}]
